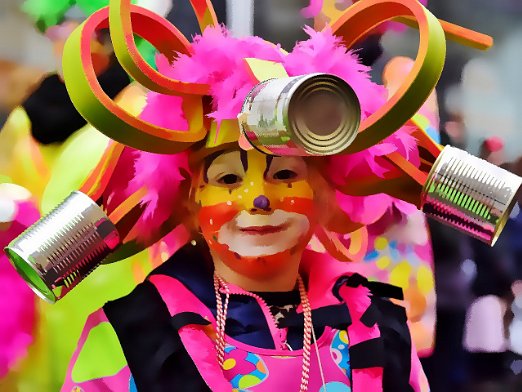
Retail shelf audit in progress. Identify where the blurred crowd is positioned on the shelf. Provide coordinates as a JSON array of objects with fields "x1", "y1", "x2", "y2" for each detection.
[
  {"x1": 0, "y1": 0, "x2": 521, "y2": 391},
  {"x1": 422, "y1": 131, "x2": 522, "y2": 392}
]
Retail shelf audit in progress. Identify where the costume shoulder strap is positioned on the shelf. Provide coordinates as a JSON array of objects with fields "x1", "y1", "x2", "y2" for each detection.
[
  {"x1": 62, "y1": 308, "x2": 132, "y2": 391},
  {"x1": 335, "y1": 273, "x2": 429, "y2": 391},
  {"x1": 104, "y1": 280, "x2": 211, "y2": 392}
]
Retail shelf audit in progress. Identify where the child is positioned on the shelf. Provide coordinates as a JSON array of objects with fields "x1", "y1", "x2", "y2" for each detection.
[{"x1": 21, "y1": 0, "x2": 508, "y2": 390}]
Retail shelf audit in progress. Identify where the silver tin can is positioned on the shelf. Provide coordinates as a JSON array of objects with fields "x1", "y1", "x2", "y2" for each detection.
[
  {"x1": 239, "y1": 73, "x2": 361, "y2": 156},
  {"x1": 4, "y1": 191, "x2": 120, "y2": 303},
  {"x1": 421, "y1": 145, "x2": 522, "y2": 245}
]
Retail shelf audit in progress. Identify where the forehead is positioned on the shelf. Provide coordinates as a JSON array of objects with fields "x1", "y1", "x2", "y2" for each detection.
[{"x1": 205, "y1": 149, "x2": 307, "y2": 169}]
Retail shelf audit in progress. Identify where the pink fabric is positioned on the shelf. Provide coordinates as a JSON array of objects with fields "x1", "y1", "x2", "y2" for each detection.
[
  {"x1": 339, "y1": 284, "x2": 383, "y2": 391},
  {"x1": 222, "y1": 327, "x2": 352, "y2": 391},
  {"x1": 358, "y1": 210, "x2": 437, "y2": 357},
  {"x1": 409, "y1": 333, "x2": 431, "y2": 392},
  {"x1": 61, "y1": 310, "x2": 131, "y2": 392},
  {"x1": 147, "y1": 252, "x2": 397, "y2": 391},
  {"x1": 63, "y1": 249, "x2": 429, "y2": 390},
  {"x1": 148, "y1": 274, "x2": 231, "y2": 391},
  {"x1": 0, "y1": 200, "x2": 38, "y2": 377},
  {"x1": 150, "y1": 273, "x2": 354, "y2": 391}
]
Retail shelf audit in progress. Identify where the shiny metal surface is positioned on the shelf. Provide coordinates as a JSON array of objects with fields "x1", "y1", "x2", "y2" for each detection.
[
  {"x1": 421, "y1": 145, "x2": 522, "y2": 246},
  {"x1": 239, "y1": 73, "x2": 361, "y2": 156},
  {"x1": 5, "y1": 191, "x2": 120, "y2": 303}
]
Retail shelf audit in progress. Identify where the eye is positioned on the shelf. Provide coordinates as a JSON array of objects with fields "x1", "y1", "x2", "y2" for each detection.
[
  {"x1": 217, "y1": 174, "x2": 242, "y2": 185},
  {"x1": 273, "y1": 169, "x2": 298, "y2": 180}
]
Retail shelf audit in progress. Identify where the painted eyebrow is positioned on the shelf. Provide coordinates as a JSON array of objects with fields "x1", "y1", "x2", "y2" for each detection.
[
  {"x1": 263, "y1": 155, "x2": 274, "y2": 179},
  {"x1": 203, "y1": 149, "x2": 246, "y2": 183},
  {"x1": 240, "y1": 150, "x2": 248, "y2": 173},
  {"x1": 203, "y1": 151, "x2": 227, "y2": 183}
]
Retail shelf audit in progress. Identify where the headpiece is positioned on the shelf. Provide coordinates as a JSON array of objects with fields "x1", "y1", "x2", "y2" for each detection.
[{"x1": 6, "y1": 0, "x2": 522, "y2": 302}]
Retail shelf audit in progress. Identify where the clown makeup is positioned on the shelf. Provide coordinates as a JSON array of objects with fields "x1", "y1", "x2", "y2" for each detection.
[{"x1": 195, "y1": 149, "x2": 318, "y2": 280}]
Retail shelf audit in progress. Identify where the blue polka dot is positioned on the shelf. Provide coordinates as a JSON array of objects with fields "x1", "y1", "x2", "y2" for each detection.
[
  {"x1": 364, "y1": 250, "x2": 379, "y2": 261},
  {"x1": 319, "y1": 381, "x2": 351, "y2": 391},
  {"x1": 129, "y1": 375, "x2": 137, "y2": 392}
]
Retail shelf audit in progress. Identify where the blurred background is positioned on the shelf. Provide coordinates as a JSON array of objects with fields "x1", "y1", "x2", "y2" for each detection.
[{"x1": 1, "y1": 0, "x2": 521, "y2": 391}]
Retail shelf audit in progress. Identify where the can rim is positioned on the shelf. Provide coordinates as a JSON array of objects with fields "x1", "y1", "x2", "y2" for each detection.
[{"x1": 4, "y1": 246, "x2": 56, "y2": 303}]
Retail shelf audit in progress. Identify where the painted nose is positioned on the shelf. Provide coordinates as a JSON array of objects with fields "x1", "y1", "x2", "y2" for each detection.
[{"x1": 253, "y1": 195, "x2": 271, "y2": 211}]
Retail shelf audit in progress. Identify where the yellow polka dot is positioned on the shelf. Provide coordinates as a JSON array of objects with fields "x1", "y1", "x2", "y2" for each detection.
[
  {"x1": 238, "y1": 375, "x2": 262, "y2": 389},
  {"x1": 374, "y1": 236, "x2": 388, "y2": 251},
  {"x1": 339, "y1": 330, "x2": 349, "y2": 344},
  {"x1": 376, "y1": 256, "x2": 391, "y2": 270},
  {"x1": 222, "y1": 358, "x2": 236, "y2": 370},
  {"x1": 417, "y1": 265, "x2": 435, "y2": 295},
  {"x1": 389, "y1": 261, "x2": 412, "y2": 289}
]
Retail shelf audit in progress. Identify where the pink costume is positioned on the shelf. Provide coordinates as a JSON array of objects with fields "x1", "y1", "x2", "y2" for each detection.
[
  {"x1": 63, "y1": 247, "x2": 428, "y2": 391},
  {"x1": 6, "y1": 1, "x2": 506, "y2": 391}
]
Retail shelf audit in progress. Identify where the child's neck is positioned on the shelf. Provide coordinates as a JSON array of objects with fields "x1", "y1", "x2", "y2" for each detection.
[{"x1": 211, "y1": 252, "x2": 302, "y2": 292}]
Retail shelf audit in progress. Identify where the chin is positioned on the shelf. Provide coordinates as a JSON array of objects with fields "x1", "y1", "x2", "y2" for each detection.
[{"x1": 217, "y1": 210, "x2": 311, "y2": 257}]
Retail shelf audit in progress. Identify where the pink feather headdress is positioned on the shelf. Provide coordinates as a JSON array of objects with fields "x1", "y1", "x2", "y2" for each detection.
[
  {"x1": 109, "y1": 26, "x2": 419, "y2": 242},
  {"x1": 67, "y1": 0, "x2": 484, "y2": 261}
]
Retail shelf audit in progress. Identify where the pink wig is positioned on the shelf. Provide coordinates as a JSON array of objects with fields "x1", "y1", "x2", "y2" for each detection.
[{"x1": 113, "y1": 26, "x2": 419, "y2": 241}]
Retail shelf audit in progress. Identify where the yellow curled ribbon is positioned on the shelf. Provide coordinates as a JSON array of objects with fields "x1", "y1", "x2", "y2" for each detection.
[
  {"x1": 62, "y1": 5, "x2": 208, "y2": 153},
  {"x1": 330, "y1": 0, "x2": 446, "y2": 154}
]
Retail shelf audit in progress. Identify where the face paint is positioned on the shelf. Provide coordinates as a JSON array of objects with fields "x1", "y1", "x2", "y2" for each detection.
[{"x1": 195, "y1": 149, "x2": 318, "y2": 279}]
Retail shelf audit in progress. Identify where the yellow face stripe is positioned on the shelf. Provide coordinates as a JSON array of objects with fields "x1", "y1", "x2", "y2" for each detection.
[{"x1": 195, "y1": 149, "x2": 314, "y2": 210}]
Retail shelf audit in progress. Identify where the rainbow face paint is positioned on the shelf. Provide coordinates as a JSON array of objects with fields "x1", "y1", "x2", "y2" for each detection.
[{"x1": 194, "y1": 149, "x2": 318, "y2": 279}]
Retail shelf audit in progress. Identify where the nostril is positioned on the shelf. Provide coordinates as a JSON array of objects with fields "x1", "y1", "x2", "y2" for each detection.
[{"x1": 253, "y1": 195, "x2": 270, "y2": 211}]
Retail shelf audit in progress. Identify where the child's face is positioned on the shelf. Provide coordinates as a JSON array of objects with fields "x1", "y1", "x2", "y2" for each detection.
[{"x1": 194, "y1": 149, "x2": 318, "y2": 279}]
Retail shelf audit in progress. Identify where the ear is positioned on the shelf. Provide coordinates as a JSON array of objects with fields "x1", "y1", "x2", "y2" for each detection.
[
  {"x1": 188, "y1": 164, "x2": 204, "y2": 204},
  {"x1": 183, "y1": 169, "x2": 203, "y2": 234}
]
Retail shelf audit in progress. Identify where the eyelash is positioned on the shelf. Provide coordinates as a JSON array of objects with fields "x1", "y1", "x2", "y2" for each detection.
[
  {"x1": 214, "y1": 169, "x2": 299, "y2": 186},
  {"x1": 217, "y1": 174, "x2": 242, "y2": 185},
  {"x1": 273, "y1": 169, "x2": 298, "y2": 180}
]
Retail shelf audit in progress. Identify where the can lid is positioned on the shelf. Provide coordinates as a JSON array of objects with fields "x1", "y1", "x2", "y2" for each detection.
[{"x1": 4, "y1": 191, "x2": 121, "y2": 303}]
